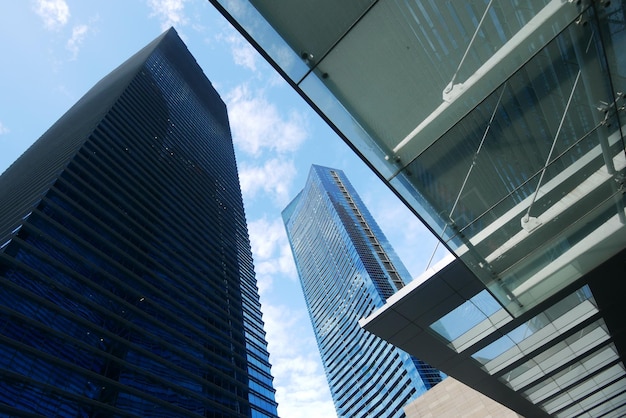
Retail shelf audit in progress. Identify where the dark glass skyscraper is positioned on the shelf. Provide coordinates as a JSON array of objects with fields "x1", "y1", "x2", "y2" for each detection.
[
  {"x1": 0, "y1": 28, "x2": 278, "y2": 418},
  {"x1": 282, "y1": 165, "x2": 443, "y2": 418}
]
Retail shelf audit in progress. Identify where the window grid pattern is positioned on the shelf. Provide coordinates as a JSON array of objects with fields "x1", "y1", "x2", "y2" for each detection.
[
  {"x1": 283, "y1": 165, "x2": 443, "y2": 418},
  {"x1": 0, "y1": 29, "x2": 277, "y2": 418}
]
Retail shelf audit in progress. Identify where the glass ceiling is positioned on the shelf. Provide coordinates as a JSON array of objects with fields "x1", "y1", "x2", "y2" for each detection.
[{"x1": 213, "y1": 0, "x2": 626, "y2": 315}]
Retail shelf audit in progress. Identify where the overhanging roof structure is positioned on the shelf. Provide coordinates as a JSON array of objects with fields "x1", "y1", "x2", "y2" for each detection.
[
  {"x1": 208, "y1": 0, "x2": 626, "y2": 415},
  {"x1": 361, "y1": 250, "x2": 626, "y2": 417},
  {"x1": 210, "y1": 0, "x2": 626, "y2": 315}
]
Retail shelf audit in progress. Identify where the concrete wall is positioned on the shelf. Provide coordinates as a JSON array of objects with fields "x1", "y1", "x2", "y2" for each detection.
[{"x1": 404, "y1": 377, "x2": 523, "y2": 418}]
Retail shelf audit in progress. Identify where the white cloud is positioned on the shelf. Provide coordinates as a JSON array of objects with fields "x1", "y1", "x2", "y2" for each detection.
[
  {"x1": 223, "y1": 0, "x2": 247, "y2": 17},
  {"x1": 147, "y1": 0, "x2": 188, "y2": 31},
  {"x1": 33, "y1": 0, "x2": 70, "y2": 30},
  {"x1": 226, "y1": 84, "x2": 308, "y2": 156},
  {"x1": 261, "y1": 303, "x2": 335, "y2": 418},
  {"x1": 231, "y1": 40, "x2": 258, "y2": 72},
  {"x1": 248, "y1": 217, "x2": 284, "y2": 260},
  {"x1": 0, "y1": 122, "x2": 9, "y2": 135},
  {"x1": 219, "y1": 32, "x2": 258, "y2": 72},
  {"x1": 247, "y1": 216, "x2": 297, "y2": 294},
  {"x1": 271, "y1": 44, "x2": 298, "y2": 77},
  {"x1": 66, "y1": 24, "x2": 89, "y2": 60},
  {"x1": 239, "y1": 158, "x2": 296, "y2": 205}
]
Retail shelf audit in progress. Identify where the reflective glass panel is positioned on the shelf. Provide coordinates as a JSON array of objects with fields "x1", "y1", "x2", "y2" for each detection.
[
  {"x1": 429, "y1": 289, "x2": 511, "y2": 352},
  {"x1": 577, "y1": 388, "x2": 626, "y2": 418},
  {"x1": 473, "y1": 286, "x2": 597, "y2": 373},
  {"x1": 523, "y1": 344, "x2": 620, "y2": 404},
  {"x1": 400, "y1": 9, "x2": 626, "y2": 315},
  {"x1": 542, "y1": 364, "x2": 625, "y2": 415},
  {"x1": 501, "y1": 319, "x2": 611, "y2": 390}
]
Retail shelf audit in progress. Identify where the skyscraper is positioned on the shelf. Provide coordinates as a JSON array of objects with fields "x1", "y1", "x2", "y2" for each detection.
[
  {"x1": 0, "y1": 28, "x2": 278, "y2": 418},
  {"x1": 282, "y1": 165, "x2": 443, "y2": 418}
]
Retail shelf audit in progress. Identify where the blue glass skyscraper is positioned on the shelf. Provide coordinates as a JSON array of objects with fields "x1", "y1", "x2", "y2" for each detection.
[
  {"x1": 282, "y1": 165, "x2": 443, "y2": 418},
  {"x1": 0, "y1": 28, "x2": 278, "y2": 418}
]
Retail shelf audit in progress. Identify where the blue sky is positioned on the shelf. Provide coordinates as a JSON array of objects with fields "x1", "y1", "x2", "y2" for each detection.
[{"x1": 0, "y1": 1, "x2": 445, "y2": 416}]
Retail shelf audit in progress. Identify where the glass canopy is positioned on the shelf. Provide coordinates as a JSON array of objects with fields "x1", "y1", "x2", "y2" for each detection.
[{"x1": 213, "y1": 0, "x2": 626, "y2": 316}]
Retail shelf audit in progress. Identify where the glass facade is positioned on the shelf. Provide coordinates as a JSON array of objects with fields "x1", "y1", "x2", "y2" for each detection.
[
  {"x1": 0, "y1": 28, "x2": 277, "y2": 418},
  {"x1": 209, "y1": 0, "x2": 626, "y2": 317},
  {"x1": 282, "y1": 165, "x2": 443, "y2": 418}
]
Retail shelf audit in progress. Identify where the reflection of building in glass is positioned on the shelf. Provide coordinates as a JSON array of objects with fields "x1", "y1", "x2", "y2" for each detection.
[
  {"x1": 282, "y1": 165, "x2": 443, "y2": 418},
  {"x1": 210, "y1": 1, "x2": 626, "y2": 416},
  {"x1": 0, "y1": 28, "x2": 278, "y2": 417}
]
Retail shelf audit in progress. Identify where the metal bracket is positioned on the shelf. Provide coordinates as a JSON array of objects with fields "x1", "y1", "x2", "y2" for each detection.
[
  {"x1": 597, "y1": 91, "x2": 624, "y2": 125},
  {"x1": 521, "y1": 216, "x2": 543, "y2": 233},
  {"x1": 443, "y1": 82, "x2": 465, "y2": 103}
]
